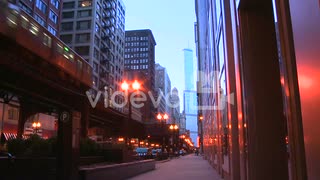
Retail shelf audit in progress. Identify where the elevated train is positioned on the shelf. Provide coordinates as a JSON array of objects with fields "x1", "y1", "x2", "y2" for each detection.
[{"x1": 0, "y1": 0, "x2": 93, "y2": 87}]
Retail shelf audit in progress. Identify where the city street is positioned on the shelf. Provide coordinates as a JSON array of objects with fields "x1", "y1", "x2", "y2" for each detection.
[{"x1": 128, "y1": 154, "x2": 222, "y2": 180}]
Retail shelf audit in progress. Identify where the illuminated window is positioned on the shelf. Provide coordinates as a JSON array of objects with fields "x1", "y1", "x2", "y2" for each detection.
[
  {"x1": 29, "y1": 23, "x2": 39, "y2": 35},
  {"x1": 79, "y1": 1, "x2": 92, "y2": 7},
  {"x1": 50, "y1": 0, "x2": 59, "y2": 9},
  {"x1": 43, "y1": 33, "x2": 52, "y2": 47},
  {"x1": 49, "y1": 10, "x2": 58, "y2": 24},
  {"x1": 34, "y1": 14, "x2": 45, "y2": 26},
  {"x1": 35, "y1": 0, "x2": 47, "y2": 14},
  {"x1": 48, "y1": 25, "x2": 57, "y2": 36}
]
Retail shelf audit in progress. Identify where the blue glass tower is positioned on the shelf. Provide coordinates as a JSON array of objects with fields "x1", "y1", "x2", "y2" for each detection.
[{"x1": 183, "y1": 48, "x2": 198, "y2": 146}]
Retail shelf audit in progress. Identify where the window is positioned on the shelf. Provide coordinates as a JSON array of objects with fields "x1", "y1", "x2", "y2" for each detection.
[
  {"x1": 36, "y1": 0, "x2": 47, "y2": 14},
  {"x1": 49, "y1": 10, "x2": 58, "y2": 24},
  {"x1": 94, "y1": 35, "x2": 99, "y2": 46},
  {"x1": 79, "y1": 0, "x2": 92, "y2": 7},
  {"x1": 47, "y1": 25, "x2": 57, "y2": 36},
  {"x1": 78, "y1": 10, "x2": 91, "y2": 17},
  {"x1": 60, "y1": 34, "x2": 72, "y2": 43},
  {"x1": 62, "y1": 11, "x2": 74, "y2": 18},
  {"x1": 50, "y1": 0, "x2": 59, "y2": 9},
  {"x1": 63, "y1": 2, "x2": 74, "y2": 9},
  {"x1": 77, "y1": 20, "x2": 91, "y2": 30},
  {"x1": 76, "y1": 33, "x2": 90, "y2": 43},
  {"x1": 7, "y1": 107, "x2": 19, "y2": 121},
  {"x1": 94, "y1": 48, "x2": 99, "y2": 59},
  {"x1": 34, "y1": 14, "x2": 45, "y2": 26},
  {"x1": 95, "y1": 23, "x2": 100, "y2": 33},
  {"x1": 93, "y1": 62, "x2": 98, "y2": 73},
  {"x1": 43, "y1": 33, "x2": 52, "y2": 47},
  {"x1": 75, "y1": 46, "x2": 90, "y2": 56},
  {"x1": 96, "y1": 14, "x2": 100, "y2": 22},
  {"x1": 96, "y1": 3, "x2": 101, "y2": 12},
  {"x1": 61, "y1": 22, "x2": 73, "y2": 31},
  {"x1": 77, "y1": 60, "x2": 83, "y2": 69},
  {"x1": 93, "y1": 76, "x2": 98, "y2": 87},
  {"x1": 215, "y1": 0, "x2": 221, "y2": 23},
  {"x1": 18, "y1": 2, "x2": 32, "y2": 15}
]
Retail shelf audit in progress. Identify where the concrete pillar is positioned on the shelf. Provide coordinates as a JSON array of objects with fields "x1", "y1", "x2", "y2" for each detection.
[
  {"x1": 56, "y1": 110, "x2": 79, "y2": 180},
  {"x1": 80, "y1": 102, "x2": 89, "y2": 139},
  {"x1": 238, "y1": 0, "x2": 289, "y2": 179}
]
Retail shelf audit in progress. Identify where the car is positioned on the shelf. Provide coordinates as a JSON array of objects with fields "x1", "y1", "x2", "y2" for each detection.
[
  {"x1": 0, "y1": 151, "x2": 15, "y2": 163},
  {"x1": 151, "y1": 149, "x2": 162, "y2": 158},
  {"x1": 179, "y1": 149, "x2": 186, "y2": 156},
  {"x1": 135, "y1": 147, "x2": 152, "y2": 159}
]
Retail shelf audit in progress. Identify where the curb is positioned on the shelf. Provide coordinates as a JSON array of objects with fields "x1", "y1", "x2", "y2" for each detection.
[{"x1": 156, "y1": 159, "x2": 171, "y2": 163}]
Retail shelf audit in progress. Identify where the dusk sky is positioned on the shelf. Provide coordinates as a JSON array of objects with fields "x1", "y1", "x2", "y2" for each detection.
[{"x1": 123, "y1": 0, "x2": 197, "y2": 109}]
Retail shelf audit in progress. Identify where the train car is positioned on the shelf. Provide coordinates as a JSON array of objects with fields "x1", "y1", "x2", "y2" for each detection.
[{"x1": 0, "y1": 2, "x2": 93, "y2": 88}]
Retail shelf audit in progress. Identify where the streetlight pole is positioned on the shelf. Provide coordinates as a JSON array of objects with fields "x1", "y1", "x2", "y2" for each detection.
[
  {"x1": 157, "y1": 113, "x2": 168, "y2": 153},
  {"x1": 121, "y1": 80, "x2": 141, "y2": 148},
  {"x1": 199, "y1": 115, "x2": 204, "y2": 155}
]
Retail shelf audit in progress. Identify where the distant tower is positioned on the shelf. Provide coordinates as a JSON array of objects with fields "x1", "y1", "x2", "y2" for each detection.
[
  {"x1": 170, "y1": 87, "x2": 180, "y2": 124},
  {"x1": 183, "y1": 48, "x2": 198, "y2": 146},
  {"x1": 184, "y1": 49, "x2": 195, "y2": 90}
]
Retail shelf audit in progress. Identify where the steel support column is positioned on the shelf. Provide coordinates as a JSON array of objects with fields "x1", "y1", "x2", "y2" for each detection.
[{"x1": 238, "y1": 1, "x2": 289, "y2": 179}]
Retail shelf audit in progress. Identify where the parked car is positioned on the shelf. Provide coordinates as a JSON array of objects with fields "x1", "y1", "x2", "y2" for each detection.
[
  {"x1": 151, "y1": 149, "x2": 162, "y2": 158},
  {"x1": 135, "y1": 147, "x2": 152, "y2": 159},
  {"x1": 0, "y1": 151, "x2": 15, "y2": 164},
  {"x1": 179, "y1": 149, "x2": 186, "y2": 156}
]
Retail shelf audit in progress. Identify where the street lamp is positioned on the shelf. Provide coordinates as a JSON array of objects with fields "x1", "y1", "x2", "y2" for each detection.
[
  {"x1": 169, "y1": 124, "x2": 179, "y2": 156},
  {"x1": 157, "y1": 113, "x2": 169, "y2": 152},
  {"x1": 121, "y1": 80, "x2": 141, "y2": 146},
  {"x1": 32, "y1": 122, "x2": 41, "y2": 134},
  {"x1": 199, "y1": 115, "x2": 204, "y2": 154}
]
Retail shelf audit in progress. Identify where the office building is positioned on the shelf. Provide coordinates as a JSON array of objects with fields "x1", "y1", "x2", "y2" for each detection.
[
  {"x1": 195, "y1": 0, "x2": 320, "y2": 179},
  {"x1": 60, "y1": 0, "x2": 126, "y2": 111},
  {"x1": 124, "y1": 29, "x2": 157, "y2": 123},
  {"x1": 155, "y1": 63, "x2": 171, "y2": 116}
]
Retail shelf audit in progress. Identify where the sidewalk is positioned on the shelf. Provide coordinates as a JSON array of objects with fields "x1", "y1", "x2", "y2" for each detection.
[{"x1": 128, "y1": 154, "x2": 222, "y2": 180}]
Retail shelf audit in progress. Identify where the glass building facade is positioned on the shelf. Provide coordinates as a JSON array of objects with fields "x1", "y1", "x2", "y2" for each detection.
[
  {"x1": 183, "y1": 48, "x2": 198, "y2": 146},
  {"x1": 195, "y1": 0, "x2": 319, "y2": 179}
]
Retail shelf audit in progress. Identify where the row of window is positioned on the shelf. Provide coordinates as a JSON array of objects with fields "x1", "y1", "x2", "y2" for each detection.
[
  {"x1": 125, "y1": 36, "x2": 148, "y2": 41},
  {"x1": 125, "y1": 65, "x2": 149, "y2": 70},
  {"x1": 35, "y1": 0, "x2": 58, "y2": 24},
  {"x1": 125, "y1": 53, "x2": 149, "y2": 58},
  {"x1": 61, "y1": 20, "x2": 91, "y2": 31},
  {"x1": 61, "y1": 33, "x2": 90, "y2": 44},
  {"x1": 124, "y1": 47, "x2": 148, "y2": 53},
  {"x1": 62, "y1": 10, "x2": 92, "y2": 19},
  {"x1": 124, "y1": 59, "x2": 149, "y2": 64},
  {"x1": 63, "y1": 1, "x2": 92, "y2": 9}
]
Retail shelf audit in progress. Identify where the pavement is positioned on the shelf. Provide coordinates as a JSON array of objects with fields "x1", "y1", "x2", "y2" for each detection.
[{"x1": 127, "y1": 154, "x2": 223, "y2": 180}]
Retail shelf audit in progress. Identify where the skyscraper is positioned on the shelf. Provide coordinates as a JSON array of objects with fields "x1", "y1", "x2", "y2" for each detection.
[
  {"x1": 124, "y1": 29, "x2": 157, "y2": 123},
  {"x1": 60, "y1": 0, "x2": 126, "y2": 111},
  {"x1": 155, "y1": 63, "x2": 171, "y2": 116},
  {"x1": 183, "y1": 48, "x2": 198, "y2": 146}
]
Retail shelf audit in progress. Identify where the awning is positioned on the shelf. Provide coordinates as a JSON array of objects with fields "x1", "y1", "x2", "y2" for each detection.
[{"x1": 1, "y1": 132, "x2": 28, "y2": 140}]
